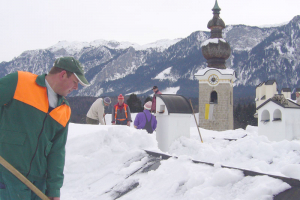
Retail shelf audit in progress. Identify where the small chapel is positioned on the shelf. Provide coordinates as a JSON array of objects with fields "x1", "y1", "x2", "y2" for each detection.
[{"x1": 194, "y1": 0, "x2": 235, "y2": 131}]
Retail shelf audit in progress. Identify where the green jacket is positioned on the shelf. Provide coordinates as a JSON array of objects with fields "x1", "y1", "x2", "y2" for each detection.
[{"x1": 0, "y1": 71, "x2": 71, "y2": 197}]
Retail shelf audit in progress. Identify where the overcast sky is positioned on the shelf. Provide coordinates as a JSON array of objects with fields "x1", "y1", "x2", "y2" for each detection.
[{"x1": 0, "y1": 0, "x2": 299, "y2": 62}]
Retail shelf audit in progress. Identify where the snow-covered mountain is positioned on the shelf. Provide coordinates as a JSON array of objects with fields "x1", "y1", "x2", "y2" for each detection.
[{"x1": 0, "y1": 15, "x2": 299, "y2": 99}]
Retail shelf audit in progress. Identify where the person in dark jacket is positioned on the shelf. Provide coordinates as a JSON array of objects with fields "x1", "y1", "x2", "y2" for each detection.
[
  {"x1": 151, "y1": 86, "x2": 162, "y2": 113},
  {"x1": 0, "y1": 57, "x2": 90, "y2": 200},
  {"x1": 134, "y1": 101, "x2": 157, "y2": 133},
  {"x1": 112, "y1": 94, "x2": 132, "y2": 126}
]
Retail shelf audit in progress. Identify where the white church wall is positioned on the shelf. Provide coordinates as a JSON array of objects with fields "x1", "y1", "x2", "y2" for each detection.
[
  {"x1": 258, "y1": 102, "x2": 286, "y2": 142},
  {"x1": 258, "y1": 101, "x2": 300, "y2": 141},
  {"x1": 284, "y1": 109, "x2": 300, "y2": 140}
]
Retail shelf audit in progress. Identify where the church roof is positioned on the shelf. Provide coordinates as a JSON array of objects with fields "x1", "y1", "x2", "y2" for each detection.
[
  {"x1": 256, "y1": 80, "x2": 277, "y2": 88},
  {"x1": 265, "y1": 80, "x2": 276, "y2": 85},
  {"x1": 257, "y1": 95, "x2": 300, "y2": 110},
  {"x1": 212, "y1": 0, "x2": 221, "y2": 14},
  {"x1": 194, "y1": 67, "x2": 235, "y2": 77}
]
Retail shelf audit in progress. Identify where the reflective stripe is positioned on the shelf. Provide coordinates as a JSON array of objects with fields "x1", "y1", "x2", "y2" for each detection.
[
  {"x1": 117, "y1": 119, "x2": 127, "y2": 121},
  {"x1": 13, "y1": 71, "x2": 71, "y2": 127},
  {"x1": 124, "y1": 104, "x2": 128, "y2": 119},
  {"x1": 49, "y1": 103, "x2": 71, "y2": 127},
  {"x1": 14, "y1": 71, "x2": 48, "y2": 113}
]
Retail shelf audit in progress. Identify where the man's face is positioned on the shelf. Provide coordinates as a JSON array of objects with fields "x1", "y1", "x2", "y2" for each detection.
[
  {"x1": 58, "y1": 72, "x2": 79, "y2": 97},
  {"x1": 118, "y1": 99, "x2": 124, "y2": 105},
  {"x1": 153, "y1": 88, "x2": 158, "y2": 93},
  {"x1": 104, "y1": 103, "x2": 109, "y2": 107},
  {"x1": 297, "y1": 93, "x2": 300, "y2": 98}
]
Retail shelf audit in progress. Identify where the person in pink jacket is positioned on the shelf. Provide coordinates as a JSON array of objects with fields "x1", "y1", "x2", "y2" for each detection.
[{"x1": 151, "y1": 86, "x2": 162, "y2": 113}]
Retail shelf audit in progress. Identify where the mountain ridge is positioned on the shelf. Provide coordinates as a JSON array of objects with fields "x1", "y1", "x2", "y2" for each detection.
[{"x1": 0, "y1": 15, "x2": 299, "y2": 99}]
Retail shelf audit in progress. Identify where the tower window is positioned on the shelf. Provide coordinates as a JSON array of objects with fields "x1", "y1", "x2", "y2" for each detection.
[{"x1": 210, "y1": 91, "x2": 218, "y2": 104}]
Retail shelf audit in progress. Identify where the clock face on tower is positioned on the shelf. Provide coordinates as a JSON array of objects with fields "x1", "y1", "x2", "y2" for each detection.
[{"x1": 208, "y1": 74, "x2": 219, "y2": 85}]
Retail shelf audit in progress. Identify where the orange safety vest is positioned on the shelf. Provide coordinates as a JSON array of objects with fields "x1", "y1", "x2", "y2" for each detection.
[{"x1": 115, "y1": 103, "x2": 128, "y2": 121}]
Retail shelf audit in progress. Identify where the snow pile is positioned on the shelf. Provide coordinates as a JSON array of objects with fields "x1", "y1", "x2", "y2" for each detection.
[{"x1": 61, "y1": 114, "x2": 300, "y2": 199}]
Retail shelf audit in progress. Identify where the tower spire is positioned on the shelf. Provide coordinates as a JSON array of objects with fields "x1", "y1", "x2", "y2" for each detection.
[
  {"x1": 201, "y1": 0, "x2": 231, "y2": 69},
  {"x1": 212, "y1": 0, "x2": 221, "y2": 14}
]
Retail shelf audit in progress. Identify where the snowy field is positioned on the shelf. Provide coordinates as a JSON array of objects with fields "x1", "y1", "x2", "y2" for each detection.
[{"x1": 61, "y1": 113, "x2": 300, "y2": 200}]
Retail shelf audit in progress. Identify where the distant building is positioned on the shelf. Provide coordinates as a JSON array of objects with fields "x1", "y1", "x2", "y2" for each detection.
[
  {"x1": 255, "y1": 80, "x2": 277, "y2": 108},
  {"x1": 257, "y1": 94, "x2": 300, "y2": 141},
  {"x1": 281, "y1": 88, "x2": 291, "y2": 100}
]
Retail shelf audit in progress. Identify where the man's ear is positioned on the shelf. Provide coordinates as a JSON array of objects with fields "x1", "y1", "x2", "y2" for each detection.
[{"x1": 59, "y1": 70, "x2": 67, "y2": 79}]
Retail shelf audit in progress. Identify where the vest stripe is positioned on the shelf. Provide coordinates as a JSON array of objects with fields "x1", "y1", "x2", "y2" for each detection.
[
  {"x1": 14, "y1": 71, "x2": 49, "y2": 113},
  {"x1": 13, "y1": 71, "x2": 71, "y2": 127},
  {"x1": 50, "y1": 104, "x2": 71, "y2": 127}
]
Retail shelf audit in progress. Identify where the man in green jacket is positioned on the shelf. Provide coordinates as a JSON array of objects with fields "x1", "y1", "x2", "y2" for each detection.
[{"x1": 0, "y1": 57, "x2": 90, "y2": 200}]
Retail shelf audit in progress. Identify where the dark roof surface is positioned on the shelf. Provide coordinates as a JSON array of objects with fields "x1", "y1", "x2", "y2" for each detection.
[
  {"x1": 156, "y1": 94, "x2": 193, "y2": 114},
  {"x1": 265, "y1": 80, "x2": 276, "y2": 85},
  {"x1": 282, "y1": 88, "x2": 291, "y2": 92}
]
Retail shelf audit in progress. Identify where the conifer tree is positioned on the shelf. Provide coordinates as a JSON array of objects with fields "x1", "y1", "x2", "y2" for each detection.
[
  {"x1": 143, "y1": 96, "x2": 152, "y2": 105},
  {"x1": 127, "y1": 93, "x2": 143, "y2": 113}
]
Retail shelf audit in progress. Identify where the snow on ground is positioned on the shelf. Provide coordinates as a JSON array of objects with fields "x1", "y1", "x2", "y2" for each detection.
[{"x1": 61, "y1": 114, "x2": 300, "y2": 199}]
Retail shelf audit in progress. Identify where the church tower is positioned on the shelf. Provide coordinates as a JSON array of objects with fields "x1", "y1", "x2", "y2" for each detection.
[{"x1": 194, "y1": 0, "x2": 236, "y2": 131}]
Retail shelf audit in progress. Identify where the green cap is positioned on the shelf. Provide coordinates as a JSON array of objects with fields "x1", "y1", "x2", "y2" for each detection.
[{"x1": 54, "y1": 57, "x2": 90, "y2": 86}]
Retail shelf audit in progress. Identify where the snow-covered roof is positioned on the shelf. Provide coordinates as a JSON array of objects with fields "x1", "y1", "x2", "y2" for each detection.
[
  {"x1": 257, "y1": 97, "x2": 300, "y2": 110},
  {"x1": 63, "y1": 115, "x2": 300, "y2": 199},
  {"x1": 201, "y1": 38, "x2": 227, "y2": 47},
  {"x1": 194, "y1": 67, "x2": 235, "y2": 76}
]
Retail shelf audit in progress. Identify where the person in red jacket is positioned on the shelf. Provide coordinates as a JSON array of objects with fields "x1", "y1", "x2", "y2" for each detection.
[
  {"x1": 112, "y1": 94, "x2": 132, "y2": 126},
  {"x1": 151, "y1": 86, "x2": 162, "y2": 113}
]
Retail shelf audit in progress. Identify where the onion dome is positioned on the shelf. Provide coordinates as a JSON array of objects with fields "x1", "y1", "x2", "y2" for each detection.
[{"x1": 201, "y1": 0, "x2": 231, "y2": 69}]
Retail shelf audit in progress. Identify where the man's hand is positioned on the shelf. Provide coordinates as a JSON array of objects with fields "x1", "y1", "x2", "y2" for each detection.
[
  {"x1": 49, "y1": 197, "x2": 60, "y2": 200},
  {"x1": 127, "y1": 121, "x2": 131, "y2": 126},
  {"x1": 112, "y1": 122, "x2": 116, "y2": 125}
]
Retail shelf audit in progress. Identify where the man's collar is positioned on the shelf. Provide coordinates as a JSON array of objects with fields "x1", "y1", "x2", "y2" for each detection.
[{"x1": 36, "y1": 74, "x2": 47, "y2": 87}]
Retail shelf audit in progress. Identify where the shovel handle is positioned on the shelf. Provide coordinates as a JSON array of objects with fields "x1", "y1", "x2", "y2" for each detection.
[{"x1": 0, "y1": 156, "x2": 50, "y2": 200}]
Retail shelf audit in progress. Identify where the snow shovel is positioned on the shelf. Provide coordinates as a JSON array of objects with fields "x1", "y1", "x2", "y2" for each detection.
[
  {"x1": 189, "y1": 99, "x2": 203, "y2": 143},
  {"x1": 0, "y1": 155, "x2": 50, "y2": 200}
]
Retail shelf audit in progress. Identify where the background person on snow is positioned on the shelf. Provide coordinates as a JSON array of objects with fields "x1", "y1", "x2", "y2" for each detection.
[
  {"x1": 151, "y1": 86, "x2": 162, "y2": 113},
  {"x1": 112, "y1": 94, "x2": 132, "y2": 126},
  {"x1": 134, "y1": 101, "x2": 157, "y2": 133},
  {"x1": 296, "y1": 92, "x2": 300, "y2": 104},
  {"x1": 0, "y1": 57, "x2": 90, "y2": 200},
  {"x1": 86, "y1": 97, "x2": 111, "y2": 125}
]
